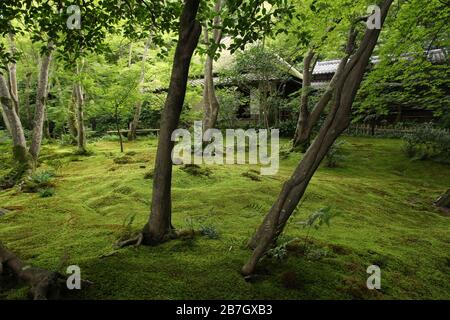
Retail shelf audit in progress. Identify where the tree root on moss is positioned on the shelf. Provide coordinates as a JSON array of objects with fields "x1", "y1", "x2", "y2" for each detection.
[
  {"x1": 0, "y1": 242, "x2": 63, "y2": 299},
  {"x1": 116, "y1": 233, "x2": 144, "y2": 248},
  {"x1": 0, "y1": 242, "x2": 93, "y2": 300},
  {"x1": 116, "y1": 229, "x2": 199, "y2": 248}
]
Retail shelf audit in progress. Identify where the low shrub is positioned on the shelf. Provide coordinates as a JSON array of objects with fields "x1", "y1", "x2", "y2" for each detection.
[
  {"x1": 22, "y1": 170, "x2": 56, "y2": 193},
  {"x1": 200, "y1": 225, "x2": 220, "y2": 239},
  {"x1": 38, "y1": 187, "x2": 55, "y2": 198},
  {"x1": 325, "y1": 140, "x2": 346, "y2": 168},
  {"x1": 180, "y1": 164, "x2": 211, "y2": 177},
  {"x1": 403, "y1": 124, "x2": 450, "y2": 163}
]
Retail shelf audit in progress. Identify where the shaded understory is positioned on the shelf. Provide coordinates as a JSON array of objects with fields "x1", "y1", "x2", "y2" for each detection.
[{"x1": 0, "y1": 134, "x2": 449, "y2": 299}]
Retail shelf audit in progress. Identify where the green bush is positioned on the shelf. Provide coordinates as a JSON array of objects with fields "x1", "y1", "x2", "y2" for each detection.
[
  {"x1": 325, "y1": 140, "x2": 346, "y2": 168},
  {"x1": 100, "y1": 134, "x2": 121, "y2": 142},
  {"x1": 403, "y1": 124, "x2": 450, "y2": 163},
  {"x1": 22, "y1": 170, "x2": 56, "y2": 193},
  {"x1": 200, "y1": 225, "x2": 220, "y2": 240},
  {"x1": 38, "y1": 188, "x2": 55, "y2": 198},
  {"x1": 58, "y1": 134, "x2": 76, "y2": 146}
]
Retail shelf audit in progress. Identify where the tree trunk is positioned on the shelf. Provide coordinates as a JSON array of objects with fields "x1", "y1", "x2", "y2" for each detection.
[
  {"x1": 1, "y1": 107, "x2": 12, "y2": 135},
  {"x1": 8, "y1": 33, "x2": 19, "y2": 115},
  {"x1": 23, "y1": 72, "x2": 33, "y2": 129},
  {"x1": 67, "y1": 86, "x2": 78, "y2": 145},
  {"x1": 202, "y1": 0, "x2": 224, "y2": 131},
  {"x1": 243, "y1": 0, "x2": 394, "y2": 276},
  {"x1": 129, "y1": 37, "x2": 151, "y2": 141},
  {"x1": 29, "y1": 44, "x2": 53, "y2": 162},
  {"x1": 141, "y1": 0, "x2": 202, "y2": 245},
  {"x1": 75, "y1": 60, "x2": 86, "y2": 154},
  {"x1": 0, "y1": 75, "x2": 28, "y2": 165},
  {"x1": 293, "y1": 49, "x2": 315, "y2": 151}
]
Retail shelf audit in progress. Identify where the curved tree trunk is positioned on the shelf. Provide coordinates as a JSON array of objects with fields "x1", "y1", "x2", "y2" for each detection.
[
  {"x1": 141, "y1": 0, "x2": 202, "y2": 244},
  {"x1": 243, "y1": 0, "x2": 394, "y2": 276},
  {"x1": 129, "y1": 37, "x2": 151, "y2": 141},
  {"x1": 293, "y1": 49, "x2": 315, "y2": 151},
  {"x1": 202, "y1": 0, "x2": 224, "y2": 131},
  {"x1": 29, "y1": 44, "x2": 53, "y2": 163}
]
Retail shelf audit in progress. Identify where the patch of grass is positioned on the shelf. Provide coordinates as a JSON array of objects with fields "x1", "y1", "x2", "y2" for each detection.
[{"x1": 1, "y1": 136, "x2": 450, "y2": 299}]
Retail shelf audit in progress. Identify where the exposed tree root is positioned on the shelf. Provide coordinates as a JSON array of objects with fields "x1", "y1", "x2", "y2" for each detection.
[
  {"x1": 116, "y1": 229, "x2": 199, "y2": 249},
  {"x1": 0, "y1": 242, "x2": 93, "y2": 299},
  {"x1": 116, "y1": 233, "x2": 144, "y2": 248},
  {"x1": 0, "y1": 242, "x2": 63, "y2": 299}
]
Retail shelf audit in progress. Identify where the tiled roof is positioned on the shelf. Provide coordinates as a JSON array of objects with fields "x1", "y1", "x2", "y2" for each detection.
[{"x1": 312, "y1": 49, "x2": 447, "y2": 75}]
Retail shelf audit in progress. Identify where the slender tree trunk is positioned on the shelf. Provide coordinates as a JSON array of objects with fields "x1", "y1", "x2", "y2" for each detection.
[
  {"x1": 68, "y1": 85, "x2": 78, "y2": 145},
  {"x1": 75, "y1": 60, "x2": 86, "y2": 154},
  {"x1": 23, "y1": 72, "x2": 32, "y2": 129},
  {"x1": 293, "y1": 49, "x2": 315, "y2": 150},
  {"x1": 141, "y1": 0, "x2": 202, "y2": 245},
  {"x1": 202, "y1": 0, "x2": 224, "y2": 131},
  {"x1": 115, "y1": 105, "x2": 124, "y2": 153},
  {"x1": 29, "y1": 44, "x2": 53, "y2": 162},
  {"x1": 243, "y1": 0, "x2": 394, "y2": 276},
  {"x1": 129, "y1": 37, "x2": 151, "y2": 141},
  {"x1": 1, "y1": 108, "x2": 11, "y2": 135},
  {"x1": 8, "y1": 34, "x2": 19, "y2": 115}
]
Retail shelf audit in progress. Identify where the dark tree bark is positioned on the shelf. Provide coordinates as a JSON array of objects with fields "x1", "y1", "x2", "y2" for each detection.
[
  {"x1": 129, "y1": 37, "x2": 151, "y2": 141},
  {"x1": 243, "y1": 0, "x2": 394, "y2": 276},
  {"x1": 202, "y1": 0, "x2": 224, "y2": 131},
  {"x1": 29, "y1": 44, "x2": 53, "y2": 162},
  {"x1": 141, "y1": 0, "x2": 202, "y2": 244}
]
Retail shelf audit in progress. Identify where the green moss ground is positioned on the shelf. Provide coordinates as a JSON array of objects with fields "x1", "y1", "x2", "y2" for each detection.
[{"x1": 0, "y1": 135, "x2": 449, "y2": 300}]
